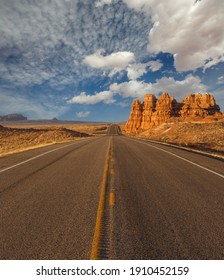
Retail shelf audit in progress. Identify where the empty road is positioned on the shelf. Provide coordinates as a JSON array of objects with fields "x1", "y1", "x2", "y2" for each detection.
[{"x1": 0, "y1": 124, "x2": 224, "y2": 259}]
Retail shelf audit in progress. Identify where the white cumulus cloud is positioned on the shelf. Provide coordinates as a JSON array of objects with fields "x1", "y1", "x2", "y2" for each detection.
[
  {"x1": 127, "y1": 60, "x2": 163, "y2": 80},
  {"x1": 68, "y1": 91, "x2": 115, "y2": 105},
  {"x1": 83, "y1": 49, "x2": 135, "y2": 76},
  {"x1": 149, "y1": 75, "x2": 208, "y2": 100},
  {"x1": 76, "y1": 111, "x2": 91, "y2": 118},
  {"x1": 123, "y1": 0, "x2": 224, "y2": 71},
  {"x1": 67, "y1": 74, "x2": 209, "y2": 106},
  {"x1": 95, "y1": 74, "x2": 208, "y2": 101},
  {"x1": 110, "y1": 80, "x2": 152, "y2": 99}
]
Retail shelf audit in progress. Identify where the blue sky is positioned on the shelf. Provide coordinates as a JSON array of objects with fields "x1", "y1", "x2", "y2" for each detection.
[{"x1": 0, "y1": 0, "x2": 223, "y2": 121}]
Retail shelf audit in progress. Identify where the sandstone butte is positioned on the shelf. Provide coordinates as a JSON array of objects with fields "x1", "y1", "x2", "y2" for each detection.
[{"x1": 125, "y1": 93, "x2": 223, "y2": 133}]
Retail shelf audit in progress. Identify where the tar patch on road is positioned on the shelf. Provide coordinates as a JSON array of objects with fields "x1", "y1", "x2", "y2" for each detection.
[{"x1": 90, "y1": 137, "x2": 116, "y2": 260}]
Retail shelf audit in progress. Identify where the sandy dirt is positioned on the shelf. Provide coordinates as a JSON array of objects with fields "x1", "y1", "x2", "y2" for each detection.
[
  {"x1": 122, "y1": 120, "x2": 224, "y2": 155},
  {"x1": 0, "y1": 123, "x2": 109, "y2": 157}
]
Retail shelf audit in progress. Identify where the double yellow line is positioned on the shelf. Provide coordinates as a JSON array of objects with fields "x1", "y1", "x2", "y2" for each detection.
[{"x1": 90, "y1": 138, "x2": 111, "y2": 260}]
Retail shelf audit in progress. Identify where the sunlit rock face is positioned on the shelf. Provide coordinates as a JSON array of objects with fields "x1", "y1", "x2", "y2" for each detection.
[
  {"x1": 151, "y1": 92, "x2": 182, "y2": 127},
  {"x1": 140, "y1": 94, "x2": 157, "y2": 130},
  {"x1": 180, "y1": 93, "x2": 220, "y2": 117},
  {"x1": 125, "y1": 93, "x2": 221, "y2": 133},
  {"x1": 124, "y1": 98, "x2": 143, "y2": 133}
]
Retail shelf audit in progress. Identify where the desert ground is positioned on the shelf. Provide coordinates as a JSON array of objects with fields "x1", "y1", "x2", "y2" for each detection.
[
  {"x1": 121, "y1": 120, "x2": 224, "y2": 157},
  {"x1": 1, "y1": 119, "x2": 224, "y2": 158},
  {"x1": 0, "y1": 122, "x2": 109, "y2": 157}
]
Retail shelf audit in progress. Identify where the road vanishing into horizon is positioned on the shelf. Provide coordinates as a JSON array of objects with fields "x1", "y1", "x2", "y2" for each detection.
[{"x1": 0, "y1": 124, "x2": 224, "y2": 260}]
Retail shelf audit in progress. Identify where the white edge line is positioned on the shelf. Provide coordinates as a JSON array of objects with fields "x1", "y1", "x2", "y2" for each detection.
[
  {"x1": 132, "y1": 136, "x2": 224, "y2": 160},
  {"x1": 130, "y1": 138, "x2": 224, "y2": 179},
  {"x1": 0, "y1": 139, "x2": 91, "y2": 174}
]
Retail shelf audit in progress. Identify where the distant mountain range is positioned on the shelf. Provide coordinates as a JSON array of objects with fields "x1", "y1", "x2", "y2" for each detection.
[
  {"x1": 0, "y1": 114, "x2": 27, "y2": 121},
  {"x1": 0, "y1": 114, "x2": 109, "y2": 124}
]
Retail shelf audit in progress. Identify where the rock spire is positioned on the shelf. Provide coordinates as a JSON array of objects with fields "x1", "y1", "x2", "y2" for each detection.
[{"x1": 125, "y1": 93, "x2": 221, "y2": 133}]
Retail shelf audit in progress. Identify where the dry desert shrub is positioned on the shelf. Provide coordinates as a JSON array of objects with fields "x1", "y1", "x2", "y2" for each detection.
[
  {"x1": 0, "y1": 125, "x2": 91, "y2": 157},
  {"x1": 133, "y1": 121, "x2": 224, "y2": 154}
]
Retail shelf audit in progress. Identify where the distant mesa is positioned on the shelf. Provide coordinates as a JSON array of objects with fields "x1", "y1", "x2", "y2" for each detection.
[
  {"x1": 0, "y1": 113, "x2": 27, "y2": 122},
  {"x1": 51, "y1": 117, "x2": 59, "y2": 122},
  {"x1": 0, "y1": 124, "x2": 6, "y2": 131},
  {"x1": 125, "y1": 93, "x2": 222, "y2": 133}
]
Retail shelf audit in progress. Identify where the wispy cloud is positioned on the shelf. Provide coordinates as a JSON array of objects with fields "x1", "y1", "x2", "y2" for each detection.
[
  {"x1": 0, "y1": 0, "x2": 223, "y2": 120},
  {"x1": 217, "y1": 76, "x2": 224, "y2": 85},
  {"x1": 0, "y1": 0, "x2": 151, "y2": 88},
  {"x1": 95, "y1": 0, "x2": 113, "y2": 7},
  {"x1": 76, "y1": 111, "x2": 91, "y2": 118},
  {"x1": 117, "y1": 101, "x2": 130, "y2": 107},
  {"x1": 0, "y1": 89, "x2": 68, "y2": 119}
]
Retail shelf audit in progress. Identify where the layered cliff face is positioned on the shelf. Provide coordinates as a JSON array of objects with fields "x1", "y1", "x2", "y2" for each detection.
[
  {"x1": 151, "y1": 93, "x2": 182, "y2": 127},
  {"x1": 125, "y1": 92, "x2": 221, "y2": 133},
  {"x1": 181, "y1": 93, "x2": 220, "y2": 117},
  {"x1": 125, "y1": 99, "x2": 143, "y2": 133},
  {"x1": 140, "y1": 94, "x2": 156, "y2": 129}
]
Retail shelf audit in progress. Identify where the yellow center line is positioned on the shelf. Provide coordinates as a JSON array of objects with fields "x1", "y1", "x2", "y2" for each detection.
[
  {"x1": 90, "y1": 138, "x2": 111, "y2": 260},
  {"x1": 109, "y1": 191, "x2": 115, "y2": 207},
  {"x1": 110, "y1": 167, "x2": 115, "y2": 175}
]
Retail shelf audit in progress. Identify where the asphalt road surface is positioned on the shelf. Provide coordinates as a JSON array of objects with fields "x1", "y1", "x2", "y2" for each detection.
[{"x1": 0, "y1": 124, "x2": 223, "y2": 259}]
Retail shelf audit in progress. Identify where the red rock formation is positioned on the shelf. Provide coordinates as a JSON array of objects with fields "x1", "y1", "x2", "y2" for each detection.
[
  {"x1": 180, "y1": 93, "x2": 220, "y2": 117},
  {"x1": 124, "y1": 98, "x2": 143, "y2": 133},
  {"x1": 125, "y1": 92, "x2": 221, "y2": 133},
  {"x1": 141, "y1": 94, "x2": 157, "y2": 129},
  {"x1": 151, "y1": 92, "x2": 181, "y2": 126}
]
